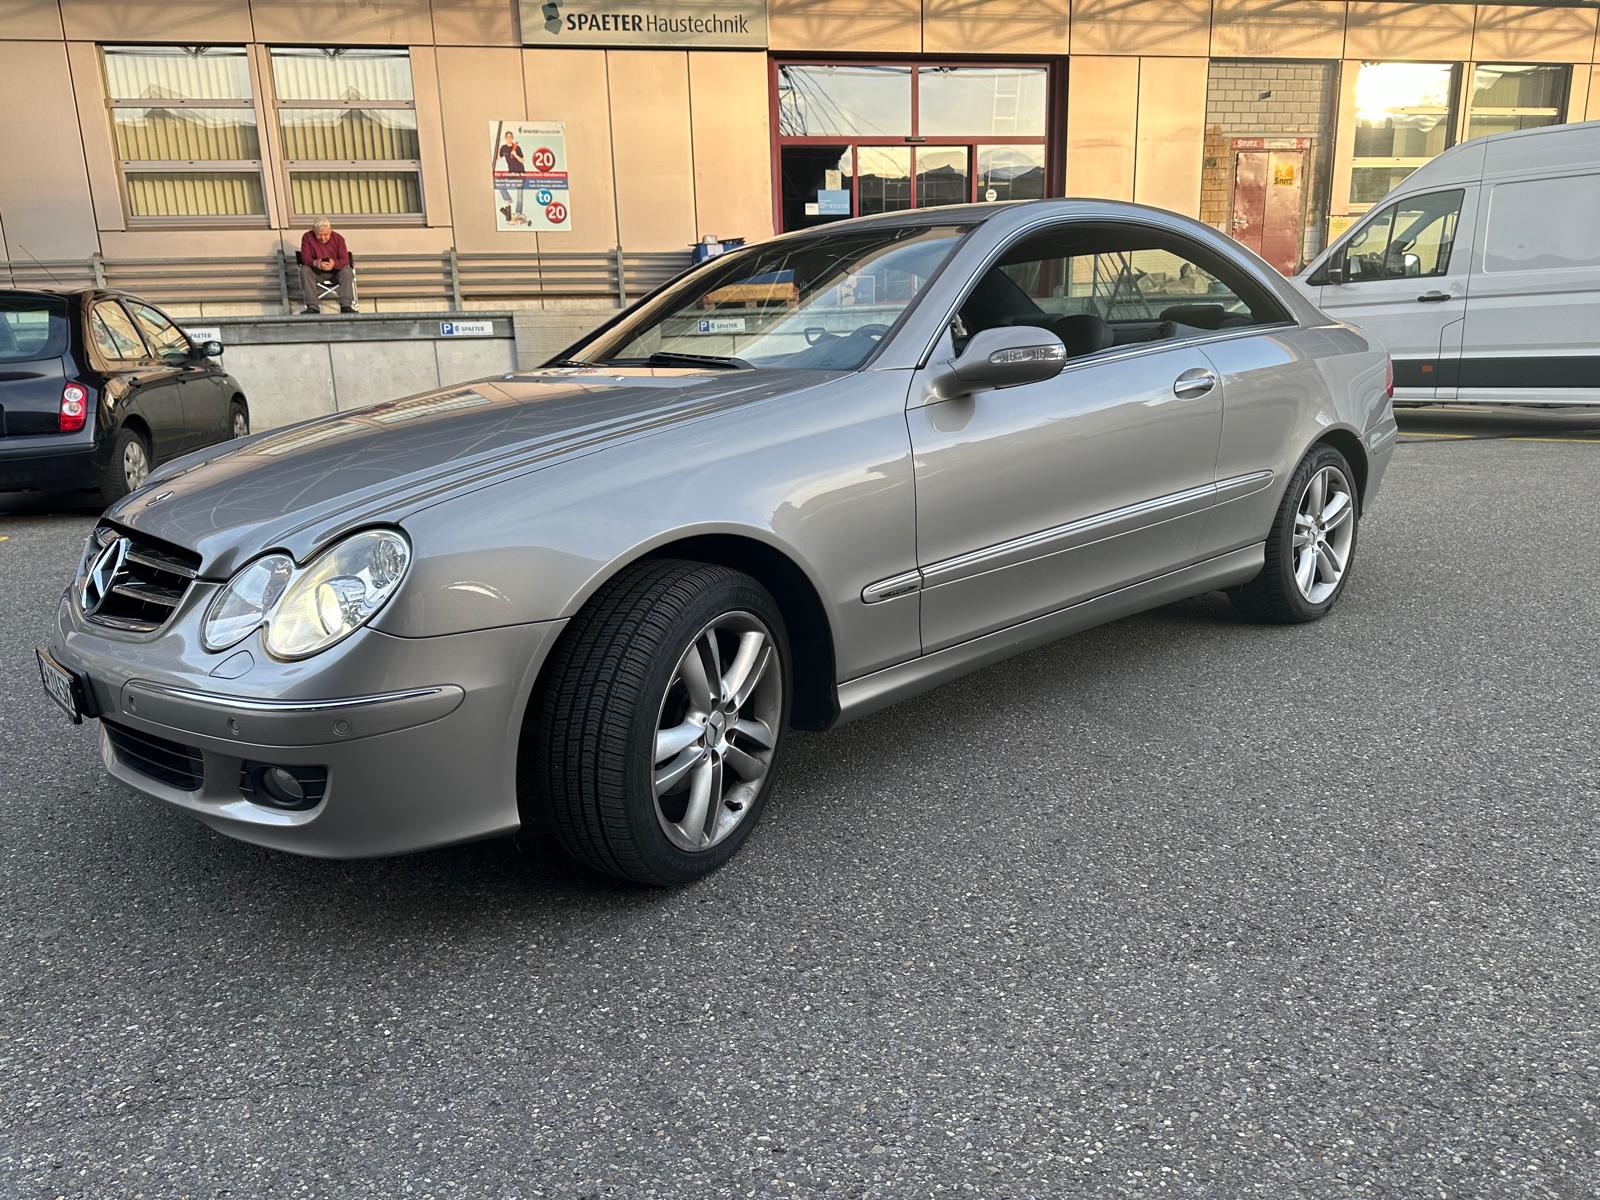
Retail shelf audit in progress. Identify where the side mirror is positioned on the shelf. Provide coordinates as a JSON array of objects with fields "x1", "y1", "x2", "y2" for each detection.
[
  {"x1": 930, "y1": 326, "x2": 1066, "y2": 399},
  {"x1": 199, "y1": 340, "x2": 223, "y2": 358}
]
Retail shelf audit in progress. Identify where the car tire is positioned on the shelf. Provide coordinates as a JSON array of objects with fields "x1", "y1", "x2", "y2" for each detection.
[
  {"x1": 230, "y1": 399, "x2": 250, "y2": 439},
  {"x1": 98, "y1": 426, "x2": 151, "y2": 506},
  {"x1": 1230, "y1": 443, "x2": 1360, "y2": 624},
  {"x1": 523, "y1": 559, "x2": 792, "y2": 886}
]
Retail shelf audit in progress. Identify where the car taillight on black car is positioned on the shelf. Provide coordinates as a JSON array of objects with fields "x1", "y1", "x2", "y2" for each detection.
[{"x1": 59, "y1": 382, "x2": 88, "y2": 432}]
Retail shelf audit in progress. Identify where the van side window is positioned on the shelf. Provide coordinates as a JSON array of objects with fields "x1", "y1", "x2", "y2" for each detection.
[
  {"x1": 1483, "y1": 173, "x2": 1600, "y2": 273},
  {"x1": 1338, "y1": 189, "x2": 1464, "y2": 282}
]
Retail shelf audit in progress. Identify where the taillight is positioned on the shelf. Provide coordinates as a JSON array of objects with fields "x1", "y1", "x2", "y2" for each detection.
[
  {"x1": 1384, "y1": 357, "x2": 1394, "y2": 400},
  {"x1": 59, "y1": 382, "x2": 88, "y2": 432}
]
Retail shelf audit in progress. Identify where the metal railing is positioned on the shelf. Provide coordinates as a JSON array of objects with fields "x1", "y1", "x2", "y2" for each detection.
[{"x1": 0, "y1": 246, "x2": 694, "y2": 310}]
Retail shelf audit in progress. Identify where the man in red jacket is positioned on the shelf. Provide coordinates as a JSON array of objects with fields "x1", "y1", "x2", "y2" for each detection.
[{"x1": 298, "y1": 219, "x2": 355, "y2": 314}]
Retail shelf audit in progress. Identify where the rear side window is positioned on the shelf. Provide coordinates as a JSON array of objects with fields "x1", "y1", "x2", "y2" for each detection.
[
  {"x1": 90, "y1": 302, "x2": 148, "y2": 363},
  {"x1": 0, "y1": 297, "x2": 68, "y2": 363},
  {"x1": 129, "y1": 301, "x2": 192, "y2": 358},
  {"x1": 1484, "y1": 173, "x2": 1600, "y2": 273},
  {"x1": 957, "y1": 221, "x2": 1289, "y2": 360}
]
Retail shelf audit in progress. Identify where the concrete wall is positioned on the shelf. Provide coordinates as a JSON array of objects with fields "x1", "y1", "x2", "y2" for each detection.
[{"x1": 197, "y1": 313, "x2": 519, "y2": 429}]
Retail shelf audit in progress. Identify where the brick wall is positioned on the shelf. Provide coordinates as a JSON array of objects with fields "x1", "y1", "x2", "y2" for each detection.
[{"x1": 1201, "y1": 60, "x2": 1338, "y2": 265}]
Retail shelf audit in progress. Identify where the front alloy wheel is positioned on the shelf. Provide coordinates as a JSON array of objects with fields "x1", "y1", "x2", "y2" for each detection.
[
  {"x1": 652, "y1": 613, "x2": 782, "y2": 853},
  {"x1": 525, "y1": 560, "x2": 792, "y2": 886}
]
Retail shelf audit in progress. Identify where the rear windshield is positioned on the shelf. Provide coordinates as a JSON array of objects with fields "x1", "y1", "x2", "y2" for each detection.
[{"x1": 0, "y1": 297, "x2": 69, "y2": 363}]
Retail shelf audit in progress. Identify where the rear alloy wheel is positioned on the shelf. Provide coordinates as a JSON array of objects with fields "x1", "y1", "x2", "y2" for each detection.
[
  {"x1": 98, "y1": 427, "x2": 151, "y2": 506},
  {"x1": 1230, "y1": 444, "x2": 1360, "y2": 623},
  {"x1": 524, "y1": 560, "x2": 791, "y2": 886}
]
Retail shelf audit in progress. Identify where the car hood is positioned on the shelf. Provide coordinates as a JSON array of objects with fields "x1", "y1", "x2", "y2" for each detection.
[{"x1": 108, "y1": 367, "x2": 830, "y2": 578}]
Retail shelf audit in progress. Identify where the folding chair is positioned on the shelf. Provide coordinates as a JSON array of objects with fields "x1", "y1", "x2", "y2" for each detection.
[{"x1": 294, "y1": 250, "x2": 359, "y2": 313}]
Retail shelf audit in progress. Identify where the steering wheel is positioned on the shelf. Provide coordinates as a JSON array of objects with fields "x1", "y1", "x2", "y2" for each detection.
[{"x1": 803, "y1": 326, "x2": 835, "y2": 347}]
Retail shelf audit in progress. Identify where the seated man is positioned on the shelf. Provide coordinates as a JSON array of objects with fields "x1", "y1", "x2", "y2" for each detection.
[{"x1": 298, "y1": 219, "x2": 355, "y2": 314}]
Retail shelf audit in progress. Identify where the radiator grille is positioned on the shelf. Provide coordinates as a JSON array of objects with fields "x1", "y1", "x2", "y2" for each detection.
[{"x1": 82, "y1": 525, "x2": 200, "y2": 633}]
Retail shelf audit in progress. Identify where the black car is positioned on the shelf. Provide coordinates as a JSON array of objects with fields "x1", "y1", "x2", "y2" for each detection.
[{"x1": 0, "y1": 289, "x2": 249, "y2": 503}]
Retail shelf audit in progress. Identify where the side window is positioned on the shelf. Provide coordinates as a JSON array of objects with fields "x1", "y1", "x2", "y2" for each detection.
[
  {"x1": 1339, "y1": 189, "x2": 1463, "y2": 282},
  {"x1": 90, "y1": 302, "x2": 148, "y2": 363},
  {"x1": 129, "y1": 302, "x2": 191, "y2": 359},
  {"x1": 958, "y1": 222, "x2": 1288, "y2": 359}
]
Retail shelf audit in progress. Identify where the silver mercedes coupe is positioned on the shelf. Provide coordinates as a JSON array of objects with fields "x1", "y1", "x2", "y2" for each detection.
[{"x1": 40, "y1": 200, "x2": 1396, "y2": 885}]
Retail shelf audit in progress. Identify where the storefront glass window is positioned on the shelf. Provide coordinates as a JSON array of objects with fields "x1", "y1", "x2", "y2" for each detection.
[
  {"x1": 101, "y1": 46, "x2": 266, "y2": 221},
  {"x1": 270, "y1": 48, "x2": 422, "y2": 218},
  {"x1": 777, "y1": 65, "x2": 912, "y2": 138},
  {"x1": 918, "y1": 67, "x2": 1047, "y2": 138},
  {"x1": 1466, "y1": 64, "x2": 1569, "y2": 142},
  {"x1": 1350, "y1": 62, "x2": 1455, "y2": 205},
  {"x1": 915, "y1": 146, "x2": 969, "y2": 209},
  {"x1": 978, "y1": 146, "x2": 1046, "y2": 203},
  {"x1": 857, "y1": 147, "x2": 912, "y2": 216},
  {"x1": 774, "y1": 61, "x2": 1053, "y2": 231}
]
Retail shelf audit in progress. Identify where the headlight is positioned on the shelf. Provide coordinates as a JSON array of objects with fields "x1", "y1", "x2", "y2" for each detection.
[
  {"x1": 202, "y1": 553, "x2": 293, "y2": 651},
  {"x1": 201, "y1": 529, "x2": 410, "y2": 660}
]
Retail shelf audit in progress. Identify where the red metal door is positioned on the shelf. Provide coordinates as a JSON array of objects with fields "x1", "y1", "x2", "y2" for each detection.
[
  {"x1": 1259, "y1": 150, "x2": 1306, "y2": 274},
  {"x1": 1229, "y1": 147, "x2": 1307, "y2": 274},
  {"x1": 1230, "y1": 151, "x2": 1268, "y2": 258}
]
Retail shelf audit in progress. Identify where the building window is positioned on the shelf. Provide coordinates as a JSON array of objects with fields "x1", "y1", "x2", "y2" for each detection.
[
  {"x1": 102, "y1": 45, "x2": 267, "y2": 222},
  {"x1": 774, "y1": 61, "x2": 1052, "y2": 232},
  {"x1": 1349, "y1": 62, "x2": 1458, "y2": 206},
  {"x1": 1465, "y1": 64, "x2": 1569, "y2": 143},
  {"x1": 269, "y1": 47, "x2": 422, "y2": 220}
]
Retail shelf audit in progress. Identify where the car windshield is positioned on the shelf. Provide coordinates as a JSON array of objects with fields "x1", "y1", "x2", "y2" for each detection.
[
  {"x1": 580, "y1": 224, "x2": 969, "y2": 372},
  {"x1": 0, "y1": 296, "x2": 69, "y2": 363}
]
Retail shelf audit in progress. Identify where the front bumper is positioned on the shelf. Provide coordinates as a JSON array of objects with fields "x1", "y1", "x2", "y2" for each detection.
[{"x1": 49, "y1": 586, "x2": 565, "y2": 857}]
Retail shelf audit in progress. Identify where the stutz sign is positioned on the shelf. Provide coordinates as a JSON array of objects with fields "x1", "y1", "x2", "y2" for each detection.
[{"x1": 521, "y1": 0, "x2": 768, "y2": 47}]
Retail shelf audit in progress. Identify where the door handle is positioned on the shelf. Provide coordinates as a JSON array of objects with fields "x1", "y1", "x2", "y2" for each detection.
[
  {"x1": 1417, "y1": 290, "x2": 1452, "y2": 303},
  {"x1": 1172, "y1": 368, "x2": 1217, "y2": 399}
]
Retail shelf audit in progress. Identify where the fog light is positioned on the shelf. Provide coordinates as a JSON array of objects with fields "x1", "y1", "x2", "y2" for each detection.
[{"x1": 260, "y1": 766, "x2": 306, "y2": 807}]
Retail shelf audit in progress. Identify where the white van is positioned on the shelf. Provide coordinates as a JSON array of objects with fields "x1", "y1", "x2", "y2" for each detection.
[{"x1": 1293, "y1": 119, "x2": 1600, "y2": 406}]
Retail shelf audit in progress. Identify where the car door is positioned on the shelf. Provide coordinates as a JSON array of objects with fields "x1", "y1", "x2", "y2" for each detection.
[
  {"x1": 1307, "y1": 187, "x2": 1475, "y2": 402},
  {"x1": 87, "y1": 299, "x2": 188, "y2": 463},
  {"x1": 906, "y1": 222, "x2": 1231, "y2": 653},
  {"x1": 126, "y1": 299, "x2": 225, "y2": 450}
]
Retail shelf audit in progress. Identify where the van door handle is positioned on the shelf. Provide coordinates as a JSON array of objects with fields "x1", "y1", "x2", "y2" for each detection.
[
  {"x1": 1417, "y1": 290, "x2": 1452, "y2": 303},
  {"x1": 1172, "y1": 368, "x2": 1217, "y2": 398}
]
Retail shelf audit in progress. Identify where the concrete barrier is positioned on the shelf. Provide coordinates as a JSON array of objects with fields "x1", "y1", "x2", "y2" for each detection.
[{"x1": 186, "y1": 313, "x2": 520, "y2": 431}]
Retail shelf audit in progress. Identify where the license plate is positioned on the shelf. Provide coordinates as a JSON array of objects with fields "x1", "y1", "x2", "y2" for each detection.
[{"x1": 36, "y1": 648, "x2": 87, "y2": 725}]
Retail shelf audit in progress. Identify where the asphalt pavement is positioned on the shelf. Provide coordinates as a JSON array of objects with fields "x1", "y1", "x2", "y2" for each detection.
[{"x1": 2, "y1": 429, "x2": 1598, "y2": 1198}]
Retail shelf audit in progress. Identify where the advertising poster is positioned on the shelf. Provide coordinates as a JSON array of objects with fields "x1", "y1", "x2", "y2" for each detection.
[{"x1": 491, "y1": 120, "x2": 571, "y2": 232}]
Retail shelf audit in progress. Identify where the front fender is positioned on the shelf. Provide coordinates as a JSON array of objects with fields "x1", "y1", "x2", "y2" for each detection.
[{"x1": 374, "y1": 370, "x2": 922, "y2": 683}]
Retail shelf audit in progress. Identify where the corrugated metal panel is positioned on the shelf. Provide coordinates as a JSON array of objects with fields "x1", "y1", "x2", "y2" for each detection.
[
  {"x1": 278, "y1": 110, "x2": 419, "y2": 160},
  {"x1": 289, "y1": 171, "x2": 422, "y2": 216},
  {"x1": 126, "y1": 173, "x2": 266, "y2": 218},
  {"x1": 113, "y1": 110, "x2": 260, "y2": 161}
]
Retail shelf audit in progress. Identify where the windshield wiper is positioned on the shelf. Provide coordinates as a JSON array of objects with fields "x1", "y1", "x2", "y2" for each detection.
[
  {"x1": 544, "y1": 357, "x2": 594, "y2": 368},
  {"x1": 637, "y1": 351, "x2": 753, "y2": 370}
]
